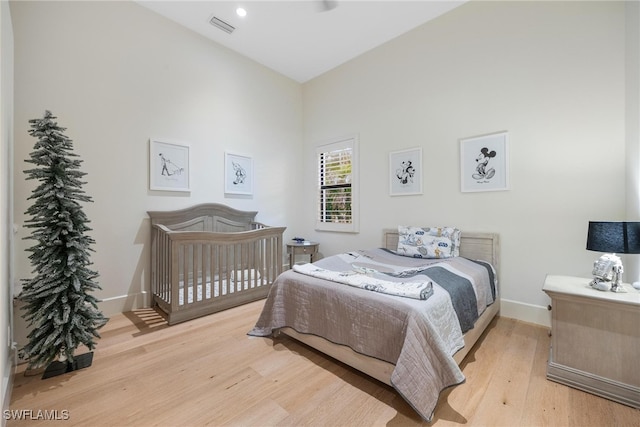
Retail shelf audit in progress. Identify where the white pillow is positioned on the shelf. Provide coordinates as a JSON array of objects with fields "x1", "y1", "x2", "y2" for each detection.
[{"x1": 396, "y1": 226, "x2": 461, "y2": 259}]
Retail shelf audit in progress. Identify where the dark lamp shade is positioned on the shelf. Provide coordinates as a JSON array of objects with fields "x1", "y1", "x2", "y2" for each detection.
[{"x1": 586, "y1": 221, "x2": 640, "y2": 254}]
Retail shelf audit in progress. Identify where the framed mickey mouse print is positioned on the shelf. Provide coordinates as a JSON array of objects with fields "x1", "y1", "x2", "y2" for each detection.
[{"x1": 460, "y1": 131, "x2": 509, "y2": 192}]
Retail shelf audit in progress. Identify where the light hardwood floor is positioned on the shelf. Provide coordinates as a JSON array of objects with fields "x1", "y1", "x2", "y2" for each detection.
[{"x1": 8, "y1": 300, "x2": 639, "y2": 426}]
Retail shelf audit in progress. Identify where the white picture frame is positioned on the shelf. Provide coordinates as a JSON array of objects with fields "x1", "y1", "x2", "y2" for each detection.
[
  {"x1": 224, "y1": 152, "x2": 253, "y2": 196},
  {"x1": 149, "y1": 139, "x2": 191, "y2": 192},
  {"x1": 460, "y1": 131, "x2": 509, "y2": 192},
  {"x1": 389, "y1": 147, "x2": 423, "y2": 196}
]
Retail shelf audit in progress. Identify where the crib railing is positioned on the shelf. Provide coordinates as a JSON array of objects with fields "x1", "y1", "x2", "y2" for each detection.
[{"x1": 150, "y1": 223, "x2": 285, "y2": 324}]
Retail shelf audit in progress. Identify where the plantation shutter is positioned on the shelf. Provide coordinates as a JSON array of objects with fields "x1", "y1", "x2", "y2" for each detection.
[{"x1": 316, "y1": 136, "x2": 359, "y2": 233}]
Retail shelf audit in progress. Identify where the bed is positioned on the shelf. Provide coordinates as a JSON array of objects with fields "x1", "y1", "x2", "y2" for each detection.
[
  {"x1": 248, "y1": 228, "x2": 500, "y2": 422},
  {"x1": 148, "y1": 203, "x2": 286, "y2": 325}
]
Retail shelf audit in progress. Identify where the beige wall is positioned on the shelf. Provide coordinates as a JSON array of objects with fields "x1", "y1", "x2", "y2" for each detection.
[
  {"x1": 10, "y1": 0, "x2": 303, "y2": 323},
  {"x1": 1, "y1": 0, "x2": 15, "y2": 413},
  {"x1": 626, "y1": 1, "x2": 640, "y2": 283},
  {"x1": 301, "y1": 1, "x2": 628, "y2": 324},
  {"x1": 7, "y1": 0, "x2": 635, "y2": 342}
]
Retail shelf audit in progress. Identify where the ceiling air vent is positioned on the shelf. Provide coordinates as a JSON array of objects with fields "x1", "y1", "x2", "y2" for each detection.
[{"x1": 209, "y1": 16, "x2": 235, "y2": 34}]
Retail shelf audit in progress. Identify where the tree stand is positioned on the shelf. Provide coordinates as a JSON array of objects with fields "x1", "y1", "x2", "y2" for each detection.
[{"x1": 42, "y1": 352, "x2": 94, "y2": 379}]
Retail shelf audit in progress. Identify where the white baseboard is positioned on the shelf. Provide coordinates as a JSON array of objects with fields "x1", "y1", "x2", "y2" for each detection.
[
  {"x1": 12, "y1": 294, "x2": 151, "y2": 365},
  {"x1": 2, "y1": 350, "x2": 15, "y2": 427},
  {"x1": 14, "y1": 292, "x2": 550, "y2": 365},
  {"x1": 98, "y1": 291, "x2": 150, "y2": 317},
  {"x1": 98, "y1": 294, "x2": 551, "y2": 328},
  {"x1": 101, "y1": 294, "x2": 550, "y2": 327},
  {"x1": 500, "y1": 298, "x2": 551, "y2": 328}
]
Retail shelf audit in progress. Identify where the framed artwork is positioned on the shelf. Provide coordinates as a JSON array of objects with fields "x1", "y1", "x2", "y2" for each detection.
[
  {"x1": 460, "y1": 131, "x2": 509, "y2": 192},
  {"x1": 389, "y1": 147, "x2": 423, "y2": 196},
  {"x1": 149, "y1": 139, "x2": 191, "y2": 192},
  {"x1": 224, "y1": 152, "x2": 253, "y2": 196}
]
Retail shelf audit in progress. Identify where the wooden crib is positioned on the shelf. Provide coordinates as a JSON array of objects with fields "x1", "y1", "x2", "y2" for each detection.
[{"x1": 148, "y1": 203, "x2": 286, "y2": 325}]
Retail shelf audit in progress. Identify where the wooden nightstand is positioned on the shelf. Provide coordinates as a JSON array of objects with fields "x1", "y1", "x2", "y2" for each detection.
[
  {"x1": 542, "y1": 275, "x2": 640, "y2": 408},
  {"x1": 286, "y1": 241, "x2": 319, "y2": 269}
]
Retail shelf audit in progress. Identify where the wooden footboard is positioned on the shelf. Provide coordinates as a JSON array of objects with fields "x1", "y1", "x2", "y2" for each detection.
[
  {"x1": 280, "y1": 299, "x2": 500, "y2": 385},
  {"x1": 148, "y1": 204, "x2": 285, "y2": 325}
]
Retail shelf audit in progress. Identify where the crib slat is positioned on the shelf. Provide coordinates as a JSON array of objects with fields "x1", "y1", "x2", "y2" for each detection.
[
  {"x1": 164, "y1": 230, "x2": 171, "y2": 304},
  {"x1": 241, "y1": 242, "x2": 247, "y2": 291},
  {"x1": 211, "y1": 245, "x2": 222, "y2": 296},
  {"x1": 250, "y1": 240, "x2": 256, "y2": 289},
  {"x1": 224, "y1": 243, "x2": 229, "y2": 296},
  {"x1": 265, "y1": 236, "x2": 273, "y2": 283},
  {"x1": 180, "y1": 244, "x2": 186, "y2": 307},
  {"x1": 232, "y1": 243, "x2": 239, "y2": 293},
  {"x1": 171, "y1": 240, "x2": 180, "y2": 311},
  {"x1": 193, "y1": 243, "x2": 198, "y2": 302},
  {"x1": 161, "y1": 231, "x2": 168, "y2": 301},
  {"x1": 257, "y1": 238, "x2": 264, "y2": 287},
  {"x1": 203, "y1": 244, "x2": 210, "y2": 300}
]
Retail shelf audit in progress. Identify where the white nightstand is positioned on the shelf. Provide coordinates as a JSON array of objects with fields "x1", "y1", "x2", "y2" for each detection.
[
  {"x1": 286, "y1": 241, "x2": 319, "y2": 269},
  {"x1": 542, "y1": 275, "x2": 640, "y2": 408}
]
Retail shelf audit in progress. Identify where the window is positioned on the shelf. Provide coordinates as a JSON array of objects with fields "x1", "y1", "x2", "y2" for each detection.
[{"x1": 316, "y1": 136, "x2": 359, "y2": 233}]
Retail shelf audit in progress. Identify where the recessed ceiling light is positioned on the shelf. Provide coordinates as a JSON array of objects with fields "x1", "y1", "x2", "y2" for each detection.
[{"x1": 236, "y1": 7, "x2": 247, "y2": 17}]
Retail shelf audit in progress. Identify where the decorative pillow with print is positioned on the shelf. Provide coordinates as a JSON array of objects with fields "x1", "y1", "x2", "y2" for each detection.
[{"x1": 396, "y1": 225, "x2": 461, "y2": 259}]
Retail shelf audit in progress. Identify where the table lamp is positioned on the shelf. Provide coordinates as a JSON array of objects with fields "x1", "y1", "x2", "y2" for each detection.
[{"x1": 586, "y1": 221, "x2": 640, "y2": 292}]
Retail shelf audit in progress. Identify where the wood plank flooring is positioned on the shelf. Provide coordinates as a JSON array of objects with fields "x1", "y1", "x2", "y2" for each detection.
[{"x1": 8, "y1": 300, "x2": 639, "y2": 426}]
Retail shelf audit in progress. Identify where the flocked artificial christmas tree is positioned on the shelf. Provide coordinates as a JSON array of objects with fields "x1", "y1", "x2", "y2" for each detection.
[{"x1": 19, "y1": 111, "x2": 107, "y2": 376}]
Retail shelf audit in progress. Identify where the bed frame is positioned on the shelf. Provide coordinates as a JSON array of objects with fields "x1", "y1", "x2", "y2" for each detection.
[
  {"x1": 148, "y1": 203, "x2": 286, "y2": 325},
  {"x1": 279, "y1": 230, "x2": 500, "y2": 385}
]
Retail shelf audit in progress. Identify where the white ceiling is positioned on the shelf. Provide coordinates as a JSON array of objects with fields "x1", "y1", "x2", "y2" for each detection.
[{"x1": 136, "y1": 1, "x2": 467, "y2": 83}]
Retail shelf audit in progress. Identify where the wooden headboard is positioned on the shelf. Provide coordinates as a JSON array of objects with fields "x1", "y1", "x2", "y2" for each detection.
[{"x1": 382, "y1": 229, "x2": 500, "y2": 273}]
